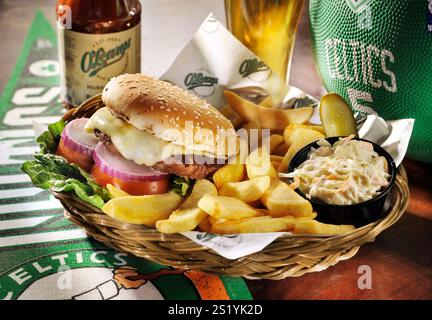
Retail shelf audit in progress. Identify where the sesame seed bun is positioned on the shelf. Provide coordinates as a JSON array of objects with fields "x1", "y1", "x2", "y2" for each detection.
[{"x1": 102, "y1": 74, "x2": 238, "y2": 158}]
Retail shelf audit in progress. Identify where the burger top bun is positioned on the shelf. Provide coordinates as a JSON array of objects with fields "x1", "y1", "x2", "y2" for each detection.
[{"x1": 102, "y1": 74, "x2": 238, "y2": 158}]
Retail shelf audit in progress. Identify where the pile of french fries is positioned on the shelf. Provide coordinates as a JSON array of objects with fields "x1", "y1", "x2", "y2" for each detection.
[{"x1": 102, "y1": 90, "x2": 355, "y2": 236}]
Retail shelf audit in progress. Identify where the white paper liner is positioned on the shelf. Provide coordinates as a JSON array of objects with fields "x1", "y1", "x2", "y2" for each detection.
[
  {"x1": 181, "y1": 231, "x2": 290, "y2": 260},
  {"x1": 161, "y1": 13, "x2": 288, "y2": 107}
]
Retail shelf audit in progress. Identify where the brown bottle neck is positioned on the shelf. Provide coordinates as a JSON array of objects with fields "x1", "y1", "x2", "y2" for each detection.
[{"x1": 56, "y1": 0, "x2": 141, "y2": 34}]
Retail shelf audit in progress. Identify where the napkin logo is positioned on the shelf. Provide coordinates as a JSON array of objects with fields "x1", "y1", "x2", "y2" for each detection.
[
  {"x1": 81, "y1": 38, "x2": 131, "y2": 78},
  {"x1": 196, "y1": 233, "x2": 218, "y2": 242},
  {"x1": 184, "y1": 69, "x2": 218, "y2": 98},
  {"x1": 201, "y1": 15, "x2": 220, "y2": 34},
  {"x1": 239, "y1": 57, "x2": 271, "y2": 82},
  {"x1": 196, "y1": 233, "x2": 242, "y2": 249}
]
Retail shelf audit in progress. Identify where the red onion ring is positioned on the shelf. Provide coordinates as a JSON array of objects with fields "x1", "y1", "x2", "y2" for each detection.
[
  {"x1": 93, "y1": 142, "x2": 168, "y2": 182},
  {"x1": 61, "y1": 118, "x2": 98, "y2": 156}
]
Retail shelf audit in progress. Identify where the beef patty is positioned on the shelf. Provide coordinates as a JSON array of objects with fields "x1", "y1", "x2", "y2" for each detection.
[{"x1": 94, "y1": 129, "x2": 223, "y2": 179}]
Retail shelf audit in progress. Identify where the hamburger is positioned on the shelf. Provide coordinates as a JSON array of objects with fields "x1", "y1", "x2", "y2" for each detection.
[{"x1": 57, "y1": 74, "x2": 238, "y2": 196}]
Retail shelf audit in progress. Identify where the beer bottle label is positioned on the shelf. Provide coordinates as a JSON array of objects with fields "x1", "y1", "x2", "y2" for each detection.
[{"x1": 57, "y1": 23, "x2": 141, "y2": 106}]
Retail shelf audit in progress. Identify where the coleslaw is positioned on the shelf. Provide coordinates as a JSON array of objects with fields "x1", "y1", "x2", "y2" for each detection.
[{"x1": 286, "y1": 136, "x2": 390, "y2": 205}]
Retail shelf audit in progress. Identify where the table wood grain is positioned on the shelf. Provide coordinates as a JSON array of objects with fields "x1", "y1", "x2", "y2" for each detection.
[{"x1": 0, "y1": 0, "x2": 430, "y2": 300}]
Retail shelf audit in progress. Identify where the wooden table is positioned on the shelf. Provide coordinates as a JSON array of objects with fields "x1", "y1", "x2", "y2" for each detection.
[
  {"x1": 248, "y1": 157, "x2": 432, "y2": 300},
  {"x1": 0, "y1": 0, "x2": 431, "y2": 300}
]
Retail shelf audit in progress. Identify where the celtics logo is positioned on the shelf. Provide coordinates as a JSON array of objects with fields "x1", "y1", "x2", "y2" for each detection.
[
  {"x1": 0, "y1": 249, "x2": 234, "y2": 300},
  {"x1": 0, "y1": 250, "x2": 161, "y2": 300}
]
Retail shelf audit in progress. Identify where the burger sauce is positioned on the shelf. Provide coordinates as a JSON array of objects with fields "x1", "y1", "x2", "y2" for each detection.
[{"x1": 56, "y1": 0, "x2": 141, "y2": 108}]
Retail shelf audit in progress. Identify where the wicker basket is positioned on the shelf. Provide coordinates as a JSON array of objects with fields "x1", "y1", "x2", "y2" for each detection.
[{"x1": 55, "y1": 95, "x2": 410, "y2": 280}]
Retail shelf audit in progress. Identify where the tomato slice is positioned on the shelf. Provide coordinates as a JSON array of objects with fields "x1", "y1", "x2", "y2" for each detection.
[
  {"x1": 91, "y1": 165, "x2": 170, "y2": 195},
  {"x1": 57, "y1": 138, "x2": 94, "y2": 171}
]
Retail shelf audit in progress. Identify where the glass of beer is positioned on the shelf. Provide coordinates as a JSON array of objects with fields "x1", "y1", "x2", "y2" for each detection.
[{"x1": 225, "y1": 0, "x2": 304, "y2": 83}]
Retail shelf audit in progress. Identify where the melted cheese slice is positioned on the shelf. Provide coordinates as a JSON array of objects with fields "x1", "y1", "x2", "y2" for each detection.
[{"x1": 85, "y1": 108, "x2": 214, "y2": 166}]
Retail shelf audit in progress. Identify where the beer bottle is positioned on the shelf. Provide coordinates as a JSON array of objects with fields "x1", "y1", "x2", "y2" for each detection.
[{"x1": 56, "y1": 0, "x2": 141, "y2": 108}]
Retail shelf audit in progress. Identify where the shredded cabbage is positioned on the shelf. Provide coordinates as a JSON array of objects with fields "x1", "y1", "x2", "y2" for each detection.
[{"x1": 287, "y1": 137, "x2": 390, "y2": 205}]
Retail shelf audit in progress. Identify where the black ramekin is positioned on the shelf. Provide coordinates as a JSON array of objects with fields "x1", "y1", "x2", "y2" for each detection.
[{"x1": 287, "y1": 137, "x2": 397, "y2": 227}]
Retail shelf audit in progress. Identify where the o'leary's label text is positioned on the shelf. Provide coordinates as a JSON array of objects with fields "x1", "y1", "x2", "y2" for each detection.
[{"x1": 81, "y1": 38, "x2": 131, "y2": 77}]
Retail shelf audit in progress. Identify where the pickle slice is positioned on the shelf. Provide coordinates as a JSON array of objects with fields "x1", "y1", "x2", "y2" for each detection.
[{"x1": 319, "y1": 93, "x2": 358, "y2": 137}]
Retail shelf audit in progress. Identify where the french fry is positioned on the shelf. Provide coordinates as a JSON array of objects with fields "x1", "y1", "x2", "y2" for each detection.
[
  {"x1": 259, "y1": 95, "x2": 273, "y2": 108},
  {"x1": 306, "y1": 211, "x2": 318, "y2": 220},
  {"x1": 156, "y1": 180, "x2": 217, "y2": 234},
  {"x1": 198, "y1": 194, "x2": 259, "y2": 220},
  {"x1": 240, "y1": 121, "x2": 264, "y2": 145},
  {"x1": 219, "y1": 104, "x2": 245, "y2": 129},
  {"x1": 260, "y1": 179, "x2": 313, "y2": 217},
  {"x1": 174, "y1": 180, "x2": 217, "y2": 211},
  {"x1": 107, "y1": 184, "x2": 130, "y2": 198},
  {"x1": 271, "y1": 158, "x2": 282, "y2": 171},
  {"x1": 272, "y1": 142, "x2": 289, "y2": 156},
  {"x1": 272, "y1": 161, "x2": 281, "y2": 171},
  {"x1": 293, "y1": 220, "x2": 355, "y2": 235},
  {"x1": 248, "y1": 199, "x2": 264, "y2": 208},
  {"x1": 102, "y1": 191, "x2": 183, "y2": 226},
  {"x1": 267, "y1": 134, "x2": 284, "y2": 153},
  {"x1": 242, "y1": 121, "x2": 261, "y2": 130},
  {"x1": 211, "y1": 216, "x2": 287, "y2": 234},
  {"x1": 277, "y1": 147, "x2": 297, "y2": 173},
  {"x1": 305, "y1": 123, "x2": 325, "y2": 134},
  {"x1": 219, "y1": 176, "x2": 271, "y2": 203},
  {"x1": 289, "y1": 179, "x2": 301, "y2": 190},
  {"x1": 212, "y1": 160, "x2": 245, "y2": 189},
  {"x1": 208, "y1": 216, "x2": 230, "y2": 226},
  {"x1": 278, "y1": 128, "x2": 325, "y2": 173},
  {"x1": 198, "y1": 216, "x2": 212, "y2": 233},
  {"x1": 224, "y1": 90, "x2": 313, "y2": 131},
  {"x1": 255, "y1": 208, "x2": 318, "y2": 220},
  {"x1": 270, "y1": 155, "x2": 283, "y2": 162},
  {"x1": 246, "y1": 146, "x2": 277, "y2": 179},
  {"x1": 211, "y1": 215, "x2": 312, "y2": 234},
  {"x1": 156, "y1": 208, "x2": 204, "y2": 234},
  {"x1": 283, "y1": 124, "x2": 325, "y2": 147}
]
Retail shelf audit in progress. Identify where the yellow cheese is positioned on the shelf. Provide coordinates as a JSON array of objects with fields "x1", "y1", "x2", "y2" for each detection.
[{"x1": 85, "y1": 107, "x2": 185, "y2": 166}]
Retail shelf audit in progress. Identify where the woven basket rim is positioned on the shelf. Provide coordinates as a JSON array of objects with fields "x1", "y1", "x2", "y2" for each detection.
[
  {"x1": 52, "y1": 164, "x2": 407, "y2": 243},
  {"x1": 48, "y1": 94, "x2": 410, "y2": 279}
]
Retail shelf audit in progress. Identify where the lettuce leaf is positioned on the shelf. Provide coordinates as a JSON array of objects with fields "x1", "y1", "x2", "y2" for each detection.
[
  {"x1": 23, "y1": 117, "x2": 190, "y2": 210},
  {"x1": 23, "y1": 118, "x2": 110, "y2": 209},
  {"x1": 22, "y1": 153, "x2": 110, "y2": 209},
  {"x1": 171, "y1": 176, "x2": 192, "y2": 197},
  {"x1": 36, "y1": 119, "x2": 65, "y2": 154}
]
